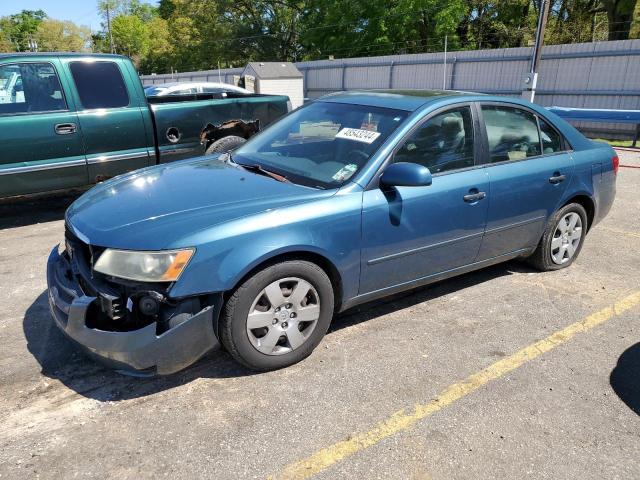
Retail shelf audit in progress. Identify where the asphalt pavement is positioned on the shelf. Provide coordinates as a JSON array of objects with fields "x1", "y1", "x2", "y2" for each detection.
[{"x1": 1, "y1": 150, "x2": 639, "y2": 480}]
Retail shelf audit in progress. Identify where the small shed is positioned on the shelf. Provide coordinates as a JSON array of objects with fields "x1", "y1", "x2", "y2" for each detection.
[{"x1": 242, "y1": 62, "x2": 304, "y2": 109}]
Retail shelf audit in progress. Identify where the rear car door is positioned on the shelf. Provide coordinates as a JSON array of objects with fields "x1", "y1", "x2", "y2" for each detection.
[
  {"x1": 60, "y1": 57, "x2": 153, "y2": 182},
  {"x1": 476, "y1": 103, "x2": 575, "y2": 260},
  {"x1": 360, "y1": 104, "x2": 489, "y2": 294},
  {"x1": 0, "y1": 60, "x2": 87, "y2": 198}
]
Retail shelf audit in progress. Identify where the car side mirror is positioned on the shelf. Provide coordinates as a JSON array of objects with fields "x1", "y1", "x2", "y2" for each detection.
[{"x1": 380, "y1": 162, "x2": 432, "y2": 188}]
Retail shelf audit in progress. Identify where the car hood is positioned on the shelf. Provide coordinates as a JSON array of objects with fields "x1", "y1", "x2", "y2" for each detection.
[{"x1": 66, "y1": 157, "x2": 335, "y2": 250}]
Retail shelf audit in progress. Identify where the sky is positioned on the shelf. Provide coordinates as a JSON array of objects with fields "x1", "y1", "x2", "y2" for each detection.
[{"x1": 0, "y1": 0, "x2": 158, "y2": 32}]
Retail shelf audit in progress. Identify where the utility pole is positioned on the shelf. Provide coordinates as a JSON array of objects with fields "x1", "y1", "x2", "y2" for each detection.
[
  {"x1": 106, "y1": 2, "x2": 115, "y2": 54},
  {"x1": 522, "y1": 0, "x2": 550, "y2": 102}
]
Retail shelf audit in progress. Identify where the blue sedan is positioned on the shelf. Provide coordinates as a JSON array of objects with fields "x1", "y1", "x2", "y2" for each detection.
[{"x1": 47, "y1": 90, "x2": 618, "y2": 374}]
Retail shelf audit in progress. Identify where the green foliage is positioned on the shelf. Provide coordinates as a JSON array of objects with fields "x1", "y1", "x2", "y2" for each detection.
[
  {"x1": 0, "y1": 1, "x2": 639, "y2": 69},
  {"x1": 111, "y1": 14, "x2": 150, "y2": 57},
  {"x1": 0, "y1": 9, "x2": 47, "y2": 51},
  {"x1": 35, "y1": 19, "x2": 91, "y2": 52}
]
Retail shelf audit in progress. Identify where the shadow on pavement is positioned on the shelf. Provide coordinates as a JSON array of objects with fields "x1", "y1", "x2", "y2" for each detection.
[
  {"x1": 0, "y1": 191, "x2": 83, "y2": 230},
  {"x1": 610, "y1": 342, "x2": 640, "y2": 415},
  {"x1": 23, "y1": 260, "x2": 532, "y2": 402}
]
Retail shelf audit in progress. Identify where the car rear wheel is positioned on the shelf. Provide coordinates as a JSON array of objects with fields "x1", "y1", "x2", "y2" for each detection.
[
  {"x1": 205, "y1": 135, "x2": 246, "y2": 155},
  {"x1": 220, "y1": 260, "x2": 334, "y2": 371},
  {"x1": 528, "y1": 203, "x2": 588, "y2": 271}
]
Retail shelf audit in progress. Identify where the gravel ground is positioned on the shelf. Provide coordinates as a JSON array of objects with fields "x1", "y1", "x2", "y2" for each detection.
[{"x1": 0, "y1": 149, "x2": 639, "y2": 480}]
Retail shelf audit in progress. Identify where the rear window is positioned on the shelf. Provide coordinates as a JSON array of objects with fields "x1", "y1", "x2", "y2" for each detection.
[{"x1": 69, "y1": 61, "x2": 129, "y2": 109}]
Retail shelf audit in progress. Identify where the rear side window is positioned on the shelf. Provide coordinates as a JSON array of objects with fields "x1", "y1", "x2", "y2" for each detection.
[
  {"x1": 395, "y1": 106, "x2": 475, "y2": 174},
  {"x1": 69, "y1": 61, "x2": 129, "y2": 109},
  {"x1": 0, "y1": 63, "x2": 66, "y2": 115},
  {"x1": 482, "y1": 105, "x2": 541, "y2": 162},
  {"x1": 539, "y1": 118, "x2": 564, "y2": 154}
]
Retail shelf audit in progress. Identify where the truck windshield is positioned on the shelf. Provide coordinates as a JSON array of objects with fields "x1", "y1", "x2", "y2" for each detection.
[{"x1": 232, "y1": 101, "x2": 408, "y2": 189}]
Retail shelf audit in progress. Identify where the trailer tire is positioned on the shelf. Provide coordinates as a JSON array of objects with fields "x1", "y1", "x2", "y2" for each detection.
[{"x1": 205, "y1": 135, "x2": 246, "y2": 155}]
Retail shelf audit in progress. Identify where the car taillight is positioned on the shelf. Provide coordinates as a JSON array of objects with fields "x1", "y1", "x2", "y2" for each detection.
[{"x1": 612, "y1": 154, "x2": 619, "y2": 175}]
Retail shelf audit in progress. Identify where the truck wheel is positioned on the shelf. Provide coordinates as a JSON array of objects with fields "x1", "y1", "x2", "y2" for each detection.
[
  {"x1": 528, "y1": 203, "x2": 588, "y2": 271},
  {"x1": 205, "y1": 135, "x2": 246, "y2": 155},
  {"x1": 220, "y1": 260, "x2": 334, "y2": 371}
]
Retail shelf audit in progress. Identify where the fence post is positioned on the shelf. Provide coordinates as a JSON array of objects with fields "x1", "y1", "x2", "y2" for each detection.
[{"x1": 443, "y1": 35, "x2": 448, "y2": 90}]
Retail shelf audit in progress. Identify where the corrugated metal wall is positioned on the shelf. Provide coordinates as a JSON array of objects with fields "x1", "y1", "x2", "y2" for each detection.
[{"x1": 140, "y1": 39, "x2": 640, "y2": 139}]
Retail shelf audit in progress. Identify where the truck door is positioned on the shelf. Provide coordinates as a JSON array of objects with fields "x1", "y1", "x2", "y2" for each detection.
[
  {"x1": 0, "y1": 61, "x2": 87, "y2": 198},
  {"x1": 60, "y1": 58, "x2": 153, "y2": 182}
]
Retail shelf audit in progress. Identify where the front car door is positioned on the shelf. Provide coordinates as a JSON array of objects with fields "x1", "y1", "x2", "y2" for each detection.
[
  {"x1": 0, "y1": 60, "x2": 87, "y2": 198},
  {"x1": 360, "y1": 104, "x2": 490, "y2": 294},
  {"x1": 60, "y1": 58, "x2": 153, "y2": 182},
  {"x1": 475, "y1": 103, "x2": 575, "y2": 261}
]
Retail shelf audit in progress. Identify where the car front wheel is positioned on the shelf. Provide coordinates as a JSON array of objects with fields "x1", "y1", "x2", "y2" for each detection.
[
  {"x1": 528, "y1": 202, "x2": 588, "y2": 271},
  {"x1": 220, "y1": 260, "x2": 334, "y2": 371}
]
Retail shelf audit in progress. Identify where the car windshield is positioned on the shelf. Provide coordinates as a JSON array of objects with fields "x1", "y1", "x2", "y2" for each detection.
[{"x1": 232, "y1": 101, "x2": 408, "y2": 189}]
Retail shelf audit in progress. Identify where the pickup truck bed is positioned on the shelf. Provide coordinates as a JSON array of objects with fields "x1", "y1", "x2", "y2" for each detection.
[{"x1": 0, "y1": 53, "x2": 290, "y2": 199}]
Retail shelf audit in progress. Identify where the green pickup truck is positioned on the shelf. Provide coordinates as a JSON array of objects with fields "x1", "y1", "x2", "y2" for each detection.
[{"x1": 0, "y1": 53, "x2": 291, "y2": 199}]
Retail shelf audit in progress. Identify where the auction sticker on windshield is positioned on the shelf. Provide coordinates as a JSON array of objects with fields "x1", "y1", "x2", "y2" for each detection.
[{"x1": 335, "y1": 128, "x2": 381, "y2": 144}]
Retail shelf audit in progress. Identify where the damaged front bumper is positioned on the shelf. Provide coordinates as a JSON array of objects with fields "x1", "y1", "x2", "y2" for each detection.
[{"x1": 46, "y1": 247, "x2": 221, "y2": 375}]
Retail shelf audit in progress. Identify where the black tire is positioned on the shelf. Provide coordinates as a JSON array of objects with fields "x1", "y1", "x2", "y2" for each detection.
[
  {"x1": 220, "y1": 260, "x2": 334, "y2": 371},
  {"x1": 527, "y1": 202, "x2": 588, "y2": 271},
  {"x1": 205, "y1": 135, "x2": 246, "y2": 155}
]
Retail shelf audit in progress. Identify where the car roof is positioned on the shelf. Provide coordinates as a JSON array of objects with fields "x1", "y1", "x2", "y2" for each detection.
[
  {"x1": 145, "y1": 82, "x2": 250, "y2": 93},
  {"x1": 318, "y1": 89, "x2": 481, "y2": 111}
]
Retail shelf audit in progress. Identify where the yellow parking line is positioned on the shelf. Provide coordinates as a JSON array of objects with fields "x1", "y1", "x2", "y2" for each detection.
[
  {"x1": 270, "y1": 290, "x2": 640, "y2": 480},
  {"x1": 598, "y1": 226, "x2": 640, "y2": 239}
]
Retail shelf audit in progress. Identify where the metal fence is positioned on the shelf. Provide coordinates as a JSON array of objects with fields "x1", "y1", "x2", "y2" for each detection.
[{"x1": 140, "y1": 39, "x2": 640, "y2": 139}]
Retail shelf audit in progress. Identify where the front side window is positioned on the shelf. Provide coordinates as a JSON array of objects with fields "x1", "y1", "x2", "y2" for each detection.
[
  {"x1": 482, "y1": 105, "x2": 541, "y2": 162},
  {"x1": 0, "y1": 63, "x2": 66, "y2": 115},
  {"x1": 395, "y1": 106, "x2": 475, "y2": 174},
  {"x1": 69, "y1": 61, "x2": 129, "y2": 109},
  {"x1": 233, "y1": 102, "x2": 408, "y2": 189}
]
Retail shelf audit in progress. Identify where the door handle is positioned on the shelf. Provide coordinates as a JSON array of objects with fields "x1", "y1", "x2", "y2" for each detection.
[
  {"x1": 55, "y1": 123, "x2": 77, "y2": 135},
  {"x1": 463, "y1": 191, "x2": 486, "y2": 203},
  {"x1": 549, "y1": 173, "x2": 566, "y2": 184}
]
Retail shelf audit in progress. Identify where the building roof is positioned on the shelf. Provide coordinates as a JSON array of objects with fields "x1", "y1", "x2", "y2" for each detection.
[{"x1": 244, "y1": 62, "x2": 303, "y2": 79}]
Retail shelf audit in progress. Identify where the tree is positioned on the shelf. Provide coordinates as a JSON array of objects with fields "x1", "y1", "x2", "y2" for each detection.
[
  {"x1": 35, "y1": 19, "x2": 91, "y2": 52},
  {"x1": 597, "y1": 0, "x2": 638, "y2": 40},
  {"x1": 110, "y1": 14, "x2": 149, "y2": 58},
  {"x1": 0, "y1": 18, "x2": 15, "y2": 52},
  {"x1": 0, "y1": 9, "x2": 46, "y2": 51},
  {"x1": 300, "y1": 0, "x2": 467, "y2": 59},
  {"x1": 139, "y1": 17, "x2": 174, "y2": 74}
]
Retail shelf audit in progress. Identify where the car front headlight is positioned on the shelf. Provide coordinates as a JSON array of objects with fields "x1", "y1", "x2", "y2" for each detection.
[{"x1": 94, "y1": 248, "x2": 195, "y2": 282}]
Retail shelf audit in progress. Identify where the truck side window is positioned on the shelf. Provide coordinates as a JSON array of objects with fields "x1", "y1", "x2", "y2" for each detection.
[
  {"x1": 0, "y1": 63, "x2": 66, "y2": 115},
  {"x1": 69, "y1": 61, "x2": 129, "y2": 109}
]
